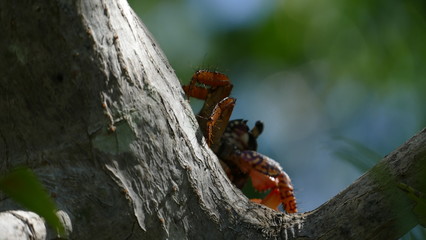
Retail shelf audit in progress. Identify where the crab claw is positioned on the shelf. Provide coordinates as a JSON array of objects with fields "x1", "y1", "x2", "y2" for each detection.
[
  {"x1": 249, "y1": 188, "x2": 282, "y2": 211},
  {"x1": 260, "y1": 188, "x2": 282, "y2": 210},
  {"x1": 249, "y1": 170, "x2": 277, "y2": 191},
  {"x1": 234, "y1": 150, "x2": 298, "y2": 213}
]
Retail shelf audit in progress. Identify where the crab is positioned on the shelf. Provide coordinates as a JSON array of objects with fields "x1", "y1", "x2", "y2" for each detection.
[{"x1": 182, "y1": 70, "x2": 297, "y2": 213}]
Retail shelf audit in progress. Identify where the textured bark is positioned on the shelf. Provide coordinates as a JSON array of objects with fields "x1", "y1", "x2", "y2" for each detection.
[
  {"x1": 0, "y1": 0, "x2": 424, "y2": 239},
  {"x1": 0, "y1": 211, "x2": 47, "y2": 240}
]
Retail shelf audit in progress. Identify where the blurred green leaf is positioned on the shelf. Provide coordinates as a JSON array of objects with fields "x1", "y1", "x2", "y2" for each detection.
[
  {"x1": 0, "y1": 168, "x2": 65, "y2": 236},
  {"x1": 398, "y1": 183, "x2": 426, "y2": 227},
  {"x1": 334, "y1": 136, "x2": 382, "y2": 172}
]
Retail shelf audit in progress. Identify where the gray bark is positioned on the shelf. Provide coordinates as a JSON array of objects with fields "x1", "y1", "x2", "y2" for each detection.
[{"x1": 0, "y1": 0, "x2": 424, "y2": 239}]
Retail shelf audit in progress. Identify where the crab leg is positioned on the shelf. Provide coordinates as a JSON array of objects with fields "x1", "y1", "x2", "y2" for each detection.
[
  {"x1": 182, "y1": 70, "x2": 231, "y2": 100},
  {"x1": 277, "y1": 171, "x2": 298, "y2": 213},
  {"x1": 191, "y1": 70, "x2": 230, "y2": 86},
  {"x1": 206, "y1": 97, "x2": 235, "y2": 147},
  {"x1": 234, "y1": 150, "x2": 298, "y2": 213},
  {"x1": 182, "y1": 85, "x2": 209, "y2": 99}
]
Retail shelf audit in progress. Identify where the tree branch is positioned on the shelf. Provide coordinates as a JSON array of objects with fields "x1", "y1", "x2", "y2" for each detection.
[
  {"x1": 298, "y1": 128, "x2": 426, "y2": 239},
  {"x1": 0, "y1": 0, "x2": 424, "y2": 239}
]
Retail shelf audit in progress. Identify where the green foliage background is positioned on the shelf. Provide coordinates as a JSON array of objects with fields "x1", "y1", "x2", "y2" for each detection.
[{"x1": 129, "y1": 0, "x2": 426, "y2": 237}]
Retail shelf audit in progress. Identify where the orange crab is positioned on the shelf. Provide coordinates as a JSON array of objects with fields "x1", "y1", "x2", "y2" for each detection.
[{"x1": 183, "y1": 70, "x2": 297, "y2": 213}]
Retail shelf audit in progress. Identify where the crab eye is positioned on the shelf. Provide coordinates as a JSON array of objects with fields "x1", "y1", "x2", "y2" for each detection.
[{"x1": 250, "y1": 121, "x2": 264, "y2": 138}]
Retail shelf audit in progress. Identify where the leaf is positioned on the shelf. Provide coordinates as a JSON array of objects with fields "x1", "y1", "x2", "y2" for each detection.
[
  {"x1": 398, "y1": 183, "x2": 426, "y2": 227},
  {"x1": 0, "y1": 167, "x2": 65, "y2": 236}
]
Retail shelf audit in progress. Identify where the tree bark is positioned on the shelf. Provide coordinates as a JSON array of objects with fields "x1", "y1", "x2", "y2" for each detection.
[{"x1": 0, "y1": 1, "x2": 424, "y2": 239}]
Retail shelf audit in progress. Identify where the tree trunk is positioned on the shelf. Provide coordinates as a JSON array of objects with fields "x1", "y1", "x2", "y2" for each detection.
[{"x1": 0, "y1": 1, "x2": 424, "y2": 239}]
